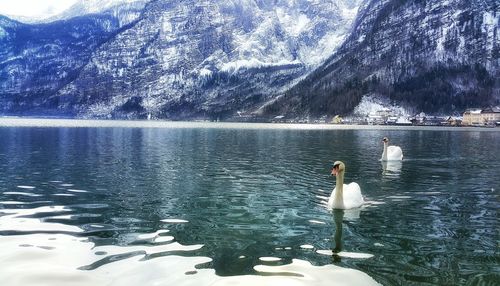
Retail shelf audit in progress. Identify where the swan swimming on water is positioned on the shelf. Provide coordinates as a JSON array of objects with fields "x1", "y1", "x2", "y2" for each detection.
[
  {"x1": 381, "y1": 137, "x2": 403, "y2": 161},
  {"x1": 328, "y1": 161, "x2": 364, "y2": 210}
]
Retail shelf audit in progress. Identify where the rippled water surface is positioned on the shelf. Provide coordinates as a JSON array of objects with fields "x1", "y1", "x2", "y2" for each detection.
[{"x1": 0, "y1": 120, "x2": 499, "y2": 285}]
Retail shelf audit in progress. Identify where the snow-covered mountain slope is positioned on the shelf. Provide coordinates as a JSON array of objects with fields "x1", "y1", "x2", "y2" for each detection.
[
  {"x1": 65, "y1": 0, "x2": 143, "y2": 15},
  {"x1": 48, "y1": 0, "x2": 148, "y2": 26},
  {"x1": 2, "y1": 0, "x2": 147, "y2": 25},
  {"x1": 0, "y1": 14, "x2": 127, "y2": 116},
  {"x1": 42, "y1": 0, "x2": 363, "y2": 119},
  {"x1": 266, "y1": 0, "x2": 499, "y2": 117}
]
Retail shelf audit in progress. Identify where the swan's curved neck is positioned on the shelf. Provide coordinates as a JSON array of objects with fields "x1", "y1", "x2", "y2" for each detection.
[
  {"x1": 382, "y1": 142, "x2": 388, "y2": 161},
  {"x1": 334, "y1": 171, "x2": 344, "y2": 202}
]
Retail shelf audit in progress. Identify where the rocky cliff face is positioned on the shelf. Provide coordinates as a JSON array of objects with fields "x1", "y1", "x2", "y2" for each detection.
[
  {"x1": 266, "y1": 0, "x2": 499, "y2": 116},
  {"x1": 0, "y1": 1, "x2": 147, "y2": 116},
  {"x1": 0, "y1": 15, "x2": 124, "y2": 116},
  {"x1": 1, "y1": 0, "x2": 362, "y2": 119}
]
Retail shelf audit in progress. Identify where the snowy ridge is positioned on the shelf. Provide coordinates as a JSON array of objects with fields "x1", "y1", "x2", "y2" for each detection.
[
  {"x1": 275, "y1": 8, "x2": 310, "y2": 37},
  {"x1": 69, "y1": 0, "x2": 142, "y2": 15},
  {"x1": 221, "y1": 59, "x2": 302, "y2": 74},
  {"x1": 353, "y1": 95, "x2": 411, "y2": 117},
  {"x1": 2, "y1": 0, "x2": 147, "y2": 24}
]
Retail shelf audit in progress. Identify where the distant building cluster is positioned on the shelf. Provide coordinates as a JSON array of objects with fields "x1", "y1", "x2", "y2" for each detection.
[{"x1": 268, "y1": 107, "x2": 500, "y2": 127}]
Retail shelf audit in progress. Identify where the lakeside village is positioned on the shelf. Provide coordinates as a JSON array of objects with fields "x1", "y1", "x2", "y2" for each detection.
[{"x1": 263, "y1": 106, "x2": 500, "y2": 127}]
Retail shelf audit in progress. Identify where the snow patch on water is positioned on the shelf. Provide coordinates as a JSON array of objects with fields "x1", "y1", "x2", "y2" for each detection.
[
  {"x1": 4, "y1": 192, "x2": 42, "y2": 197},
  {"x1": 308, "y1": 219, "x2": 326, "y2": 225},
  {"x1": 0, "y1": 231, "x2": 380, "y2": 286},
  {"x1": 0, "y1": 201, "x2": 27, "y2": 205},
  {"x1": 137, "y1": 230, "x2": 170, "y2": 240},
  {"x1": 387, "y1": 195, "x2": 412, "y2": 199},
  {"x1": 259, "y1": 256, "x2": 282, "y2": 262},
  {"x1": 316, "y1": 250, "x2": 374, "y2": 259},
  {"x1": 161, "y1": 218, "x2": 189, "y2": 223},
  {"x1": 17, "y1": 185, "x2": 36, "y2": 189},
  {"x1": 154, "y1": 236, "x2": 174, "y2": 243},
  {"x1": 67, "y1": 189, "x2": 88, "y2": 193},
  {"x1": 8, "y1": 209, "x2": 380, "y2": 286},
  {"x1": 53, "y1": 193, "x2": 76, "y2": 197},
  {"x1": 0, "y1": 206, "x2": 81, "y2": 233}
]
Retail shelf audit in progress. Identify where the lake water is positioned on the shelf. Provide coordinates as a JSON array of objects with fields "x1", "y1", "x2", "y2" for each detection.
[{"x1": 0, "y1": 119, "x2": 499, "y2": 285}]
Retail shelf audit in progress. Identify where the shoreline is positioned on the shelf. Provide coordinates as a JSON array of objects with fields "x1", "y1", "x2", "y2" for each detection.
[{"x1": 0, "y1": 117, "x2": 499, "y2": 131}]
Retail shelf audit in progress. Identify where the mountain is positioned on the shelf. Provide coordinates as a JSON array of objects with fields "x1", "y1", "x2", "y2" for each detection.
[
  {"x1": 53, "y1": 0, "x2": 363, "y2": 119},
  {"x1": 265, "y1": 0, "x2": 499, "y2": 117},
  {"x1": 45, "y1": 0, "x2": 148, "y2": 26},
  {"x1": 2, "y1": 0, "x2": 147, "y2": 25},
  {"x1": 1, "y1": 0, "x2": 497, "y2": 120},
  {"x1": 1, "y1": 0, "x2": 363, "y2": 119},
  {"x1": 0, "y1": 15, "x2": 123, "y2": 116},
  {"x1": 0, "y1": 0, "x2": 147, "y2": 117}
]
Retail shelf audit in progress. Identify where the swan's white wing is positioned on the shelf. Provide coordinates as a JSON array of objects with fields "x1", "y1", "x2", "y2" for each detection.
[
  {"x1": 328, "y1": 183, "x2": 364, "y2": 210},
  {"x1": 387, "y1": 145, "x2": 403, "y2": 160},
  {"x1": 343, "y1": 183, "x2": 364, "y2": 209},
  {"x1": 327, "y1": 187, "x2": 337, "y2": 209}
]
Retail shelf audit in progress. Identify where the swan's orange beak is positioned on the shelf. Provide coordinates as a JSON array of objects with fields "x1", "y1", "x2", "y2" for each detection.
[{"x1": 331, "y1": 167, "x2": 338, "y2": 176}]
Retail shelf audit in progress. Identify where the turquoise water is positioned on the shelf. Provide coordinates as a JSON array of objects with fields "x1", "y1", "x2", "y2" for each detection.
[{"x1": 0, "y1": 121, "x2": 499, "y2": 285}]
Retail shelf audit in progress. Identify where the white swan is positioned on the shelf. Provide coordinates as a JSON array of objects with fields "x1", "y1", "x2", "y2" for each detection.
[
  {"x1": 381, "y1": 137, "x2": 403, "y2": 161},
  {"x1": 327, "y1": 161, "x2": 364, "y2": 210}
]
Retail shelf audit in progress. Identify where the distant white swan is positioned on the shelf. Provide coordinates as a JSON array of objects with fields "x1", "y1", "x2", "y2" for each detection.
[
  {"x1": 381, "y1": 137, "x2": 403, "y2": 161},
  {"x1": 328, "y1": 161, "x2": 364, "y2": 210}
]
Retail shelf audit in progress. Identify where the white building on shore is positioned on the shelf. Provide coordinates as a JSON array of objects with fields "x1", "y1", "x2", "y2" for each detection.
[{"x1": 463, "y1": 107, "x2": 500, "y2": 126}]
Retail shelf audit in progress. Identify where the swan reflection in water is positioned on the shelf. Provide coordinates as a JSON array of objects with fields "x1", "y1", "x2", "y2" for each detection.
[
  {"x1": 332, "y1": 209, "x2": 344, "y2": 253},
  {"x1": 330, "y1": 208, "x2": 363, "y2": 262},
  {"x1": 381, "y1": 160, "x2": 402, "y2": 177},
  {"x1": 330, "y1": 209, "x2": 345, "y2": 263}
]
